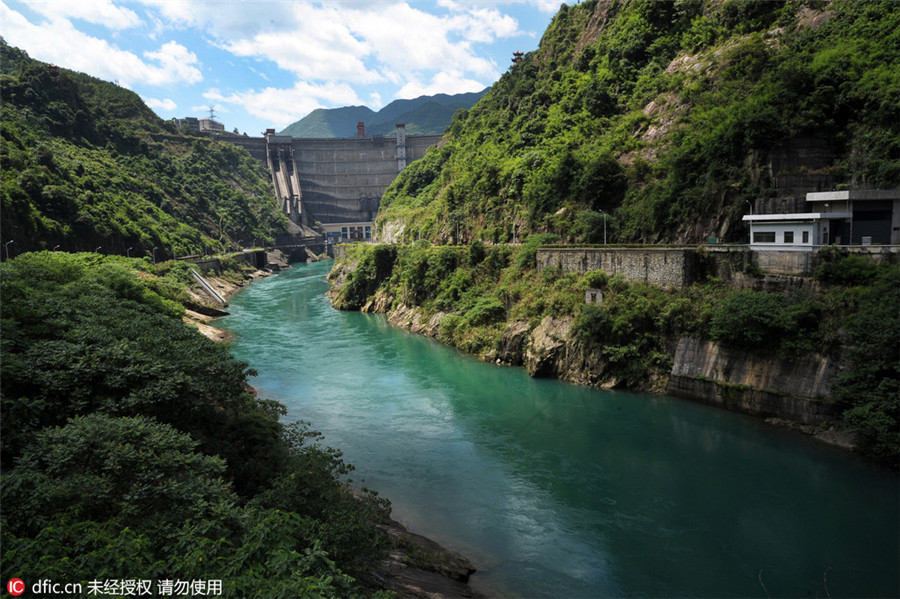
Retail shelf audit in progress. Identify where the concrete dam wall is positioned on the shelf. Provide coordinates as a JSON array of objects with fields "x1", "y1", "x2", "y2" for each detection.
[{"x1": 226, "y1": 128, "x2": 442, "y2": 225}]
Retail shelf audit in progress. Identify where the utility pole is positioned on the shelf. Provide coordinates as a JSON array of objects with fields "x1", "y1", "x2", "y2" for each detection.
[
  {"x1": 599, "y1": 209, "x2": 607, "y2": 244},
  {"x1": 745, "y1": 200, "x2": 753, "y2": 244}
]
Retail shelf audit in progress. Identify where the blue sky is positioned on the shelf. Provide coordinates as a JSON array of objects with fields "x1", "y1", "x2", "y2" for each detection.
[{"x1": 2, "y1": 1, "x2": 559, "y2": 135}]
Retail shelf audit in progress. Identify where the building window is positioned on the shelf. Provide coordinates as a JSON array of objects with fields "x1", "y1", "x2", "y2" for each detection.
[
  {"x1": 365, "y1": 226, "x2": 372, "y2": 240},
  {"x1": 753, "y1": 231, "x2": 776, "y2": 243},
  {"x1": 802, "y1": 231, "x2": 809, "y2": 243},
  {"x1": 784, "y1": 231, "x2": 794, "y2": 243}
]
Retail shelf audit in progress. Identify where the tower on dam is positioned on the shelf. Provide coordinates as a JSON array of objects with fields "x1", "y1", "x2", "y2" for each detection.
[{"x1": 227, "y1": 124, "x2": 441, "y2": 242}]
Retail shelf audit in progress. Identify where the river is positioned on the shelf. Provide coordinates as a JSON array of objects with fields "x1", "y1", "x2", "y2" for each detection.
[{"x1": 219, "y1": 261, "x2": 898, "y2": 598}]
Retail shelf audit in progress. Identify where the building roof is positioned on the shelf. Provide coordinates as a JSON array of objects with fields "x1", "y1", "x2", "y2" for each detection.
[
  {"x1": 742, "y1": 212, "x2": 852, "y2": 222},
  {"x1": 806, "y1": 189, "x2": 900, "y2": 202}
]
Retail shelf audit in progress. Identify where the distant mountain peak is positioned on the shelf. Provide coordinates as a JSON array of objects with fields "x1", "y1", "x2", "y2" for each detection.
[{"x1": 279, "y1": 89, "x2": 488, "y2": 138}]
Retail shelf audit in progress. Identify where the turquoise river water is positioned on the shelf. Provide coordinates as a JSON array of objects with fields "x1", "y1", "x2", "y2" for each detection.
[{"x1": 219, "y1": 261, "x2": 898, "y2": 598}]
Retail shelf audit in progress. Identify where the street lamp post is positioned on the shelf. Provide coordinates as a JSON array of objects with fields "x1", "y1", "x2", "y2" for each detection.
[
  {"x1": 745, "y1": 200, "x2": 753, "y2": 244},
  {"x1": 599, "y1": 209, "x2": 607, "y2": 245},
  {"x1": 127, "y1": 247, "x2": 133, "y2": 258},
  {"x1": 152, "y1": 247, "x2": 158, "y2": 264},
  {"x1": 53, "y1": 244, "x2": 60, "y2": 251},
  {"x1": 4, "y1": 240, "x2": 13, "y2": 260}
]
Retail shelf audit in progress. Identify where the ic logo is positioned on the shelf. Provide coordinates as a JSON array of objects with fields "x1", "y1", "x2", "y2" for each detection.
[{"x1": 7, "y1": 579, "x2": 24, "y2": 596}]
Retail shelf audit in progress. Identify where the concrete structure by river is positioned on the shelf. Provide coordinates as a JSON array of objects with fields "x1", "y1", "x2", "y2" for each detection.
[{"x1": 225, "y1": 125, "x2": 441, "y2": 241}]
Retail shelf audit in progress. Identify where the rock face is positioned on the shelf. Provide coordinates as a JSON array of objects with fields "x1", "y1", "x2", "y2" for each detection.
[
  {"x1": 666, "y1": 337, "x2": 841, "y2": 425},
  {"x1": 376, "y1": 518, "x2": 482, "y2": 599},
  {"x1": 524, "y1": 316, "x2": 574, "y2": 378}
]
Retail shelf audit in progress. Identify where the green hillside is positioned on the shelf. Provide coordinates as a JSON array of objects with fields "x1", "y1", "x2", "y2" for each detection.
[
  {"x1": 280, "y1": 105, "x2": 377, "y2": 138},
  {"x1": 0, "y1": 40, "x2": 288, "y2": 259},
  {"x1": 279, "y1": 90, "x2": 488, "y2": 138},
  {"x1": 377, "y1": 0, "x2": 899, "y2": 244}
]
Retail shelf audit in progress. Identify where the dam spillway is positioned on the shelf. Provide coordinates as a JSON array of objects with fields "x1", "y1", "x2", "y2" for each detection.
[{"x1": 226, "y1": 126, "x2": 441, "y2": 230}]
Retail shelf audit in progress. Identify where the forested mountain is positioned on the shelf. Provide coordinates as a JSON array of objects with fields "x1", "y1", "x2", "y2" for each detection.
[
  {"x1": 279, "y1": 90, "x2": 488, "y2": 138},
  {"x1": 0, "y1": 40, "x2": 288, "y2": 259},
  {"x1": 377, "y1": 0, "x2": 899, "y2": 244}
]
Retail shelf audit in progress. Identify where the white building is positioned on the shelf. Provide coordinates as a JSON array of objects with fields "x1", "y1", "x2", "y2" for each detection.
[
  {"x1": 322, "y1": 222, "x2": 373, "y2": 243},
  {"x1": 744, "y1": 189, "x2": 900, "y2": 247}
]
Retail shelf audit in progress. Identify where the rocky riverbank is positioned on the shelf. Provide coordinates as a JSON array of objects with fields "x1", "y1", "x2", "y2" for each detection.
[{"x1": 327, "y1": 252, "x2": 861, "y2": 454}]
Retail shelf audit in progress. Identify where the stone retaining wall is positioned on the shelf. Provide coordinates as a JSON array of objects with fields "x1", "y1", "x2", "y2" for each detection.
[{"x1": 536, "y1": 247, "x2": 705, "y2": 288}]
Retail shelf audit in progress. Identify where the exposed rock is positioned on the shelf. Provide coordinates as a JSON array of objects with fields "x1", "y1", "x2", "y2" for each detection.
[
  {"x1": 497, "y1": 320, "x2": 530, "y2": 366},
  {"x1": 325, "y1": 258, "x2": 358, "y2": 302},
  {"x1": 183, "y1": 308, "x2": 231, "y2": 342},
  {"x1": 765, "y1": 418, "x2": 858, "y2": 451},
  {"x1": 375, "y1": 517, "x2": 482, "y2": 599},
  {"x1": 796, "y1": 5, "x2": 832, "y2": 30},
  {"x1": 377, "y1": 219, "x2": 406, "y2": 244},
  {"x1": 668, "y1": 337, "x2": 841, "y2": 425},
  {"x1": 524, "y1": 315, "x2": 574, "y2": 378},
  {"x1": 387, "y1": 303, "x2": 444, "y2": 337},
  {"x1": 362, "y1": 288, "x2": 395, "y2": 313}
]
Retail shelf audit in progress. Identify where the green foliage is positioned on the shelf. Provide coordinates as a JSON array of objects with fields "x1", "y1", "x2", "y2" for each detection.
[
  {"x1": 513, "y1": 233, "x2": 560, "y2": 270},
  {"x1": 335, "y1": 244, "x2": 397, "y2": 309},
  {"x1": 708, "y1": 290, "x2": 822, "y2": 351},
  {"x1": 462, "y1": 296, "x2": 506, "y2": 327},
  {"x1": 375, "y1": 1, "x2": 899, "y2": 244},
  {"x1": 814, "y1": 246, "x2": 880, "y2": 285},
  {"x1": 2, "y1": 414, "x2": 235, "y2": 540},
  {"x1": 0, "y1": 252, "x2": 391, "y2": 594},
  {"x1": 0, "y1": 40, "x2": 288, "y2": 257},
  {"x1": 830, "y1": 265, "x2": 900, "y2": 463}
]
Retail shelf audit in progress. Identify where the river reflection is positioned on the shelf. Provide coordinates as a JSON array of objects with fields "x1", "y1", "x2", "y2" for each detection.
[{"x1": 220, "y1": 262, "x2": 898, "y2": 598}]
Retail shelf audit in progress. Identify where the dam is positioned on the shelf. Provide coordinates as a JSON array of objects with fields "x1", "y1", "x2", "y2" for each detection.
[{"x1": 227, "y1": 124, "x2": 441, "y2": 241}]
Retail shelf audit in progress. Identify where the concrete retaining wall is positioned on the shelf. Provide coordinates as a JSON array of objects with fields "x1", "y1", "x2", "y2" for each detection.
[{"x1": 536, "y1": 247, "x2": 705, "y2": 288}]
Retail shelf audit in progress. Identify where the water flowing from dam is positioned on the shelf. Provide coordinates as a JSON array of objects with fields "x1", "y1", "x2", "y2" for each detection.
[{"x1": 219, "y1": 261, "x2": 898, "y2": 598}]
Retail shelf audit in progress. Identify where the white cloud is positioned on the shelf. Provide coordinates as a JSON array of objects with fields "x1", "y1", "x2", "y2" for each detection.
[
  {"x1": 533, "y1": 0, "x2": 562, "y2": 13},
  {"x1": 397, "y1": 71, "x2": 488, "y2": 99},
  {"x1": 205, "y1": 82, "x2": 364, "y2": 129},
  {"x1": 27, "y1": 0, "x2": 141, "y2": 29},
  {"x1": 343, "y1": 3, "x2": 504, "y2": 82},
  {"x1": 0, "y1": 2, "x2": 201, "y2": 87},
  {"x1": 143, "y1": 1, "x2": 512, "y2": 90},
  {"x1": 144, "y1": 96, "x2": 177, "y2": 111},
  {"x1": 143, "y1": 41, "x2": 203, "y2": 85}
]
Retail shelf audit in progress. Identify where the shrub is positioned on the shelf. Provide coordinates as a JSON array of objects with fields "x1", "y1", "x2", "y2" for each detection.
[
  {"x1": 462, "y1": 296, "x2": 506, "y2": 326},
  {"x1": 513, "y1": 233, "x2": 560, "y2": 270},
  {"x1": 815, "y1": 248, "x2": 880, "y2": 286}
]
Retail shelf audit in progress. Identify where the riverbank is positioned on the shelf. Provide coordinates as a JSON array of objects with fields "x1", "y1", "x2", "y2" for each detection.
[
  {"x1": 196, "y1": 254, "x2": 485, "y2": 599},
  {"x1": 217, "y1": 260, "x2": 900, "y2": 598},
  {"x1": 326, "y1": 242, "x2": 899, "y2": 465}
]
